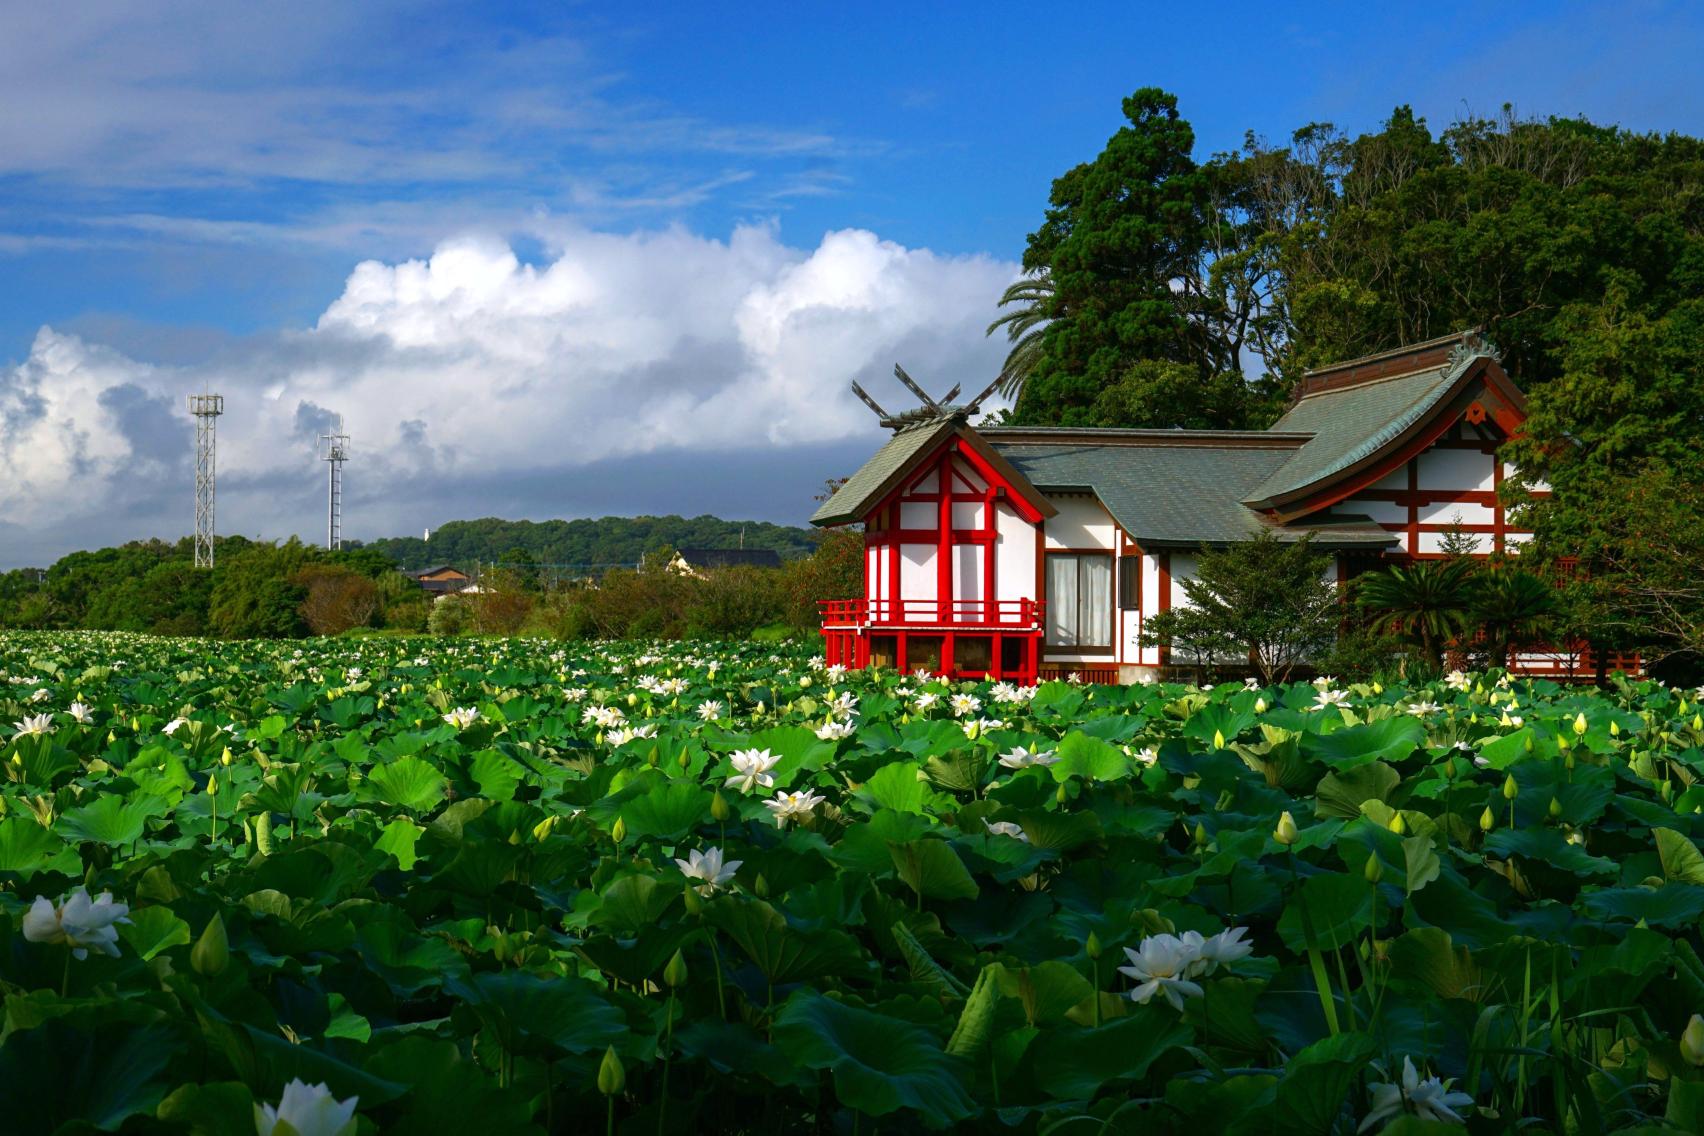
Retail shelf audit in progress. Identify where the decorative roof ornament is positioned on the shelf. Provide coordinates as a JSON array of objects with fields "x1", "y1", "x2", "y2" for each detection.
[
  {"x1": 851, "y1": 366, "x2": 1004, "y2": 432},
  {"x1": 1448, "y1": 330, "x2": 1502, "y2": 370}
]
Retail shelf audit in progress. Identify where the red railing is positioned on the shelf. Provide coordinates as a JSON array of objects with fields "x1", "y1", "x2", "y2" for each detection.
[{"x1": 819, "y1": 597, "x2": 1044, "y2": 629}]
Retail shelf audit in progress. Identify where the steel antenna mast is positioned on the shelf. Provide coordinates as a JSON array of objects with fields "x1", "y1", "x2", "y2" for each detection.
[
  {"x1": 187, "y1": 393, "x2": 224, "y2": 568},
  {"x1": 319, "y1": 416, "x2": 350, "y2": 550}
]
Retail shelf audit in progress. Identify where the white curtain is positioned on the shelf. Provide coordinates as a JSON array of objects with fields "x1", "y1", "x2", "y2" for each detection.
[
  {"x1": 1047, "y1": 556, "x2": 1078, "y2": 645},
  {"x1": 1081, "y1": 555, "x2": 1111, "y2": 647}
]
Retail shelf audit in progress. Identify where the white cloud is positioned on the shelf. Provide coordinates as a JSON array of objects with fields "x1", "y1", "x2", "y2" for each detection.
[{"x1": 0, "y1": 224, "x2": 1018, "y2": 565}]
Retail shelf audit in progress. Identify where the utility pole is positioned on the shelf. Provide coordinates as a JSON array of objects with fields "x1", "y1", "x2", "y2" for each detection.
[
  {"x1": 319, "y1": 416, "x2": 350, "y2": 550},
  {"x1": 187, "y1": 393, "x2": 224, "y2": 568}
]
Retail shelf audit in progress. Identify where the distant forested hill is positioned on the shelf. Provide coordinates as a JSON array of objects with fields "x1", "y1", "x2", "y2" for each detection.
[{"x1": 356, "y1": 515, "x2": 820, "y2": 570}]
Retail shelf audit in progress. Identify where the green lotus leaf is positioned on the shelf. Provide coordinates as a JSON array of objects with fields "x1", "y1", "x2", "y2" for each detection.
[{"x1": 772, "y1": 991, "x2": 975, "y2": 1126}]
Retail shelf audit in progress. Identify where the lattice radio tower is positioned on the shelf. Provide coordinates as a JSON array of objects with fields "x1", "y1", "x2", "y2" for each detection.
[
  {"x1": 187, "y1": 393, "x2": 224, "y2": 568},
  {"x1": 320, "y1": 416, "x2": 350, "y2": 550}
]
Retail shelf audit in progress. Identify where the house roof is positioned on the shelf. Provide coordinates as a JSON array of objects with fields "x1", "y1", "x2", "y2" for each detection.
[
  {"x1": 810, "y1": 415, "x2": 1055, "y2": 527},
  {"x1": 813, "y1": 332, "x2": 1515, "y2": 552},
  {"x1": 985, "y1": 434, "x2": 1396, "y2": 549},
  {"x1": 1241, "y1": 355, "x2": 1471, "y2": 508},
  {"x1": 677, "y1": 548, "x2": 783, "y2": 569},
  {"x1": 407, "y1": 564, "x2": 467, "y2": 578}
]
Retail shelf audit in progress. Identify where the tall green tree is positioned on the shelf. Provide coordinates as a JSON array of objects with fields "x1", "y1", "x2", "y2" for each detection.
[{"x1": 1015, "y1": 88, "x2": 1214, "y2": 424}]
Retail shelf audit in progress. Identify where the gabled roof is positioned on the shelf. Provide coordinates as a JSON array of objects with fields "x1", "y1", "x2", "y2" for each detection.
[
  {"x1": 811, "y1": 415, "x2": 1055, "y2": 527},
  {"x1": 1242, "y1": 340, "x2": 1525, "y2": 514},
  {"x1": 407, "y1": 564, "x2": 468, "y2": 579},
  {"x1": 984, "y1": 431, "x2": 1396, "y2": 550}
]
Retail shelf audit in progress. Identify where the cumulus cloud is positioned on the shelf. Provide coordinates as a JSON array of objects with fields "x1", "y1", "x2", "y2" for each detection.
[{"x1": 0, "y1": 224, "x2": 1017, "y2": 566}]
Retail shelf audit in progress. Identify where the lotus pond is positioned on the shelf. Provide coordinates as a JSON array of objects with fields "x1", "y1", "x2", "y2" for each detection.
[{"x1": 2, "y1": 632, "x2": 1704, "y2": 1134}]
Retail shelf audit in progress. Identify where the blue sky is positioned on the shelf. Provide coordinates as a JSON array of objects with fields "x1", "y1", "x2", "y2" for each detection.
[{"x1": 1, "y1": 1, "x2": 1700, "y2": 565}]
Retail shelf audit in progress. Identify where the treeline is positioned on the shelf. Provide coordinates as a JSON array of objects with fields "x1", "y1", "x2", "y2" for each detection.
[
  {"x1": 998, "y1": 91, "x2": 1704, "y2": 669},
  {"x1": 358, "y1": 515, "x2": 817, "y2": 572},
  {"x1": 0, "y1": 530, "x2": 863, "y2": 641}
]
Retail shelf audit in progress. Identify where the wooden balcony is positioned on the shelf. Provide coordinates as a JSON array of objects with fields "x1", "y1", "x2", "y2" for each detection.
[{"x1": 819, "y1": 597, "x2": 1044, "y2": 631}]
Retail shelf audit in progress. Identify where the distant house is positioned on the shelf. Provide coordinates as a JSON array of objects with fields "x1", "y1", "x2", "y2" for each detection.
[
  {"x1": 673, "y1": 548, "x2": 783, "y2": 573},
  {"x1": 405, "y1": 565, "x2": 473, "y2": 597}
]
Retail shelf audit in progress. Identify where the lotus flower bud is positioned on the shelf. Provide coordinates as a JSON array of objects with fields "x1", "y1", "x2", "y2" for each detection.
[
  {"x1": 220, "y1": 747, "x2": 233, "y2": 766},
  {"x1": 1274, "y1": 811, "x2": 1299, "y2": 846},
  {"x1": 610, "y1": 816, "x2": 627, "y2": 844},
  {"x1": 1693, "y1": 713, "x2": 1702, "y2": 732},
  {"x1": 1086, "y1": 930, "x2": 1102, "y2": 960},
  {"x1": 710, "y1": 791, "x2": 731, "y2": 822},
  {"x1": 626, "y1": 693, "x2": 638, "y2": 707},
  {"x1": 1364, "y1": 856, "x2": 1384, "y2": 884},
  {"x1": 1480, "y1": 807, "x2": 1496, "y2": 832},
  {"x1": 1684, "y1": 1015, "x2": 1704, "y2": 1066},
  {"x1": 1192, "y1": 822, "x2": 1208, "y2": 849},
  {"x1": 1610, "y1": 720, "x2": 1620, "y2": 737},
  {"x1": 677, "y1": 748, "x2": 690, "y2": 770},
  {"x1": 1503, "y1": 774, "x2": 1519, "y2": 800},
  {"x1": 1388, "y1": 812, "x2": 1406, "y2": 835},
  {"x1": 206, "y1": 776, "x2": 218, "y2": 796},
  {"x1": 663, "y1": 949, "x2": 688, "y2": 988},
  {"x1": 1548, "y1": 797, "x2": 1562, "y2": 819},
  {"x1": 755, "y1": 873, "x2": 769, "y2": 898},
  {"x1": 1573, "y1": 712, "x2": 1588, "y2": 736},
  {"x1": 191, "y1": 913, "x2": 228, "y2": 977},
  {"x1": 597, "y1": 1046, "x2": 625, "y2": 1095},
  {"x1": 1213, "y1": 729, "x2": 1226, "y2": 750},
  {"x1": 1255, "y1": 697, "x2": 1267, "y2": 713},
  {"x1": 1524, "y1": 735, "x2": 1533, "y2": 752}
]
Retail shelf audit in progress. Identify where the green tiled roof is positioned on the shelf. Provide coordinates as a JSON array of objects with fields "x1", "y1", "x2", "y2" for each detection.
[
  {"x1": 810, "y1": 417, "x2": 959, "y2": 526},
  {"x1": 1241, "y1": 356, "x2": 1471, "y2": 507},
  {"x1": 990, "y1": 439, "x2": 1396, "y2": 549}
]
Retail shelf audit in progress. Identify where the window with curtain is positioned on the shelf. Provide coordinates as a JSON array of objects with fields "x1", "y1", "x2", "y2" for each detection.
[{"x1": 1045, "y1": 552, "x2": 1113, "y2": 650}]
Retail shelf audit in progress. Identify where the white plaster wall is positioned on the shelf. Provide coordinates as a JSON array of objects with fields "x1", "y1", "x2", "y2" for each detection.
[
  {"x1": 994, "y1": 503, "x2": 1036, "y2": 603},
  {"x1": 1043, "y1": 496, "x2": 1116, "y2": 550},
  {"x1": 866, "y1": 546, "x2": 885, "y2": 603},
  {"x1": 1417, "y1": 449, "x2": 1495, "y2": 491},
  {"x1": 1368, "y1": 465, "x2": 1409, "y2": 491},
  {"x1": 952, "y1": 544, "x2": 982, "y2": 608},
  {"x1": 950, "y1": 501, "x2": 983, "y2": 529},
  {"x1": 1169, "y1": 552, "x2": 1199, "y2": 608},
  {"x1": 899, "y1": 502, "x2": 934, "y2": 529},
  {"x1": 900, "y1": 545, "x2": 937, "y2": 602},
  {"x1": 1418, "y1": 501, "x2": 1496, "y2": 527}
]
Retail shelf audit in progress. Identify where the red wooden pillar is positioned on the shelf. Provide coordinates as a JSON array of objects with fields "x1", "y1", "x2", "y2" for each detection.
[
  {"x1": 897, "y1": 631, "x2": 909, "y2": 675},
  {"x1": 936, "y1": 450, "x2": 952, "y2": 625}
]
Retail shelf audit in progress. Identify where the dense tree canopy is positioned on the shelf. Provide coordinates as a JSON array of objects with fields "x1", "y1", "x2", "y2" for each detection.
[{"x1": 360, "y1": 514, "x2": 817, "y2": 571}]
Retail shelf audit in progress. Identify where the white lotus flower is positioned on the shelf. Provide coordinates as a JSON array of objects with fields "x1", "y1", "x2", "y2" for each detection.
[
  {"x1": 912, "y1": 692, "x2": 939, "y2": 712},
  {"x1": 1312, "y1": 688, "x2": 1351, "y2": 711},
  {"x1": 815, "y1": 720, "x2": 855, "y2": 740},
  {"x1": 1357, "y1": 1057, "x2": 1473, "y2": 1132},
  {"x1": 584, "y1": 704, "x2": 625, "y2": 728},
  {"x1": 442, "y1": 706, "x2": 480, "y2": 730},
  {"x1": 675, "y1": 846, "x2": 742, "y2": 894},
  {"x1": 1243, "y1": 677, "x2": 1261, "y2": 690},
  {"x1": 1444, "y1": 670, "x2": 1471, "y2": 691},
  {"x1": 1118, "y1": 933, "x2": 1205, "y2": 1010},
  {"x1": 1133, "y1": 746, "x2": 1159, "y2": 766},
  {"x1": 998, "y1": 745, "x2": 1059, "y2": 769},
  {"x1": 962, "y1": 717, "x2": 1005, "y2": 739},
  {"x1": 607, "y1": 724, "x2": 657, "y2": 746},
  {"x1": 697, "y1": 699, "x2": 725, "y2": 721},
  {"x1": 562, "y1": 686, "x2": 589, "y2": 702},
  {"x1": 986, "y1": 820, "x2": 1029, "y2": 842},
  {"x1": 1406, "y1": 700, "x2": 1441, "y2": 715},
  {"x1": 67, "y1": 702, "x2": 94, "y2": 724},
  {"x1": 827, "y1": 692, "x2": 858, "y2": 720},
  {"x1": 762, "y1": 789, "x2": 825, "y2": 827},
  {"x1": 989, "y1": 681, "x2": 1021, "y2": 704},
  {"x1": 29, "y1": 688, "x2": 50, "y2": 703},
  {"x1": 950, "y1": 693, "x2": 983, "y2": 717},
  {"x1": 11, "y1": 713, "x2": 54, "y2": 737},
  {"x1": 162, "y1": 717, "x2": 188, "y2": 735},
  {"x1": 22, "y1": 887, "x2": 131, "y2": 959},
  {"x1": 254, "y1": 1078, "x2": 359, "y2": 1136},
  {"x1": 825, "y1": 664, "x2": 848, "y2": 682},
  {"x1": 1196, "y1": 926, "x2": 1254, "y2": 973},
  {"x1": 726, "y1": 748, "x2": 781, "y2": 793}
]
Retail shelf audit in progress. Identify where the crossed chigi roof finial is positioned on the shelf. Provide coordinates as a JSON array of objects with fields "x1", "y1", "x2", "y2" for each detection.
[{"x1": 850, "y1": 365, "x2": 1003, "y2": 432}]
